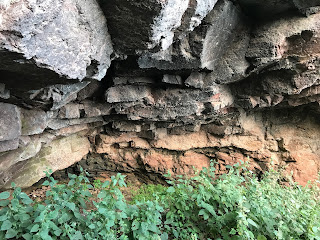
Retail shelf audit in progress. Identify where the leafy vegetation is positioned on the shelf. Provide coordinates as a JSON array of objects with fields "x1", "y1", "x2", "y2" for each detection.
[{"x1": 0, "y1": 163, "x2": 319, "y2": 240}]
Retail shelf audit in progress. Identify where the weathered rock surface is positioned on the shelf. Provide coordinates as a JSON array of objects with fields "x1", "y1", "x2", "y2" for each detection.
[
  {"x1": 0, "y1": 0, "x2": 113, "y2": 80},
  {"x1": 1, "y1": 0, "x2": 320, "y2": 188},
  {"x1": 1, "y1": 134, "x2": 90, "y2": 189}
]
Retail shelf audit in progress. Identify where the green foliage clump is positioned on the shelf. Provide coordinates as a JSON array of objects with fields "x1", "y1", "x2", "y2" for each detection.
[
  {"x1": 0, "y1": 163, "x2": 319, "y2": 240},
  {"x1": 130, "y1": 184, "x2": 168, "y2": 204}
]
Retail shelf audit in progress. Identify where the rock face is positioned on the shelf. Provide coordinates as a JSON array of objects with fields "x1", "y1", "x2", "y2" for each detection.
[
  {"x1": 0, "y1": 0, "x2": 113, "y2": 81},
  {"x1": 1, "y1": 0, "x2": 320, "y2": 188}
]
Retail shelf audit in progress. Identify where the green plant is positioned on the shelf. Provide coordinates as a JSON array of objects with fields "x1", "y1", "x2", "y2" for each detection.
[
  {"x1": 93, "y1": 179, "x2": 103, "y2": 189},
  {"x1": 0, "y1": 162, "x2": 319, "y2": 240},
  {"x1": 130, "y1": 184, "x2": 168, "y2": 204}
]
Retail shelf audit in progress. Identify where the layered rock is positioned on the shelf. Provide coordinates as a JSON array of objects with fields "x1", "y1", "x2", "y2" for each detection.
[{"x1": 1, "y1": 0, "x2": 320, "y2": 188}]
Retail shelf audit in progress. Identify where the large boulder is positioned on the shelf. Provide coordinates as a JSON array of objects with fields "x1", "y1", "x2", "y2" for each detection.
[{"x1": 0, "y1": 0, "x2": 113, "y2": 81}]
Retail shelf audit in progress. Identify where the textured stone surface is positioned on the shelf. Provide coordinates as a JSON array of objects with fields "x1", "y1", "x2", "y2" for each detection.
[
  {"x1": 88, "y1": 108, "x2": 320, "y2": 185},
  {"x1": 0, "y1": 0, "x2": 113, "y2": 80},
  {"x1": 1, "y1": 0, "x2": 320, "y2": 188},
  {"x1": 21, "y1": 109, "x2": 47, "y2": 135},
  {"x1": 0, "y1": 137, "x2": 42, "y2": 176},
  {"x1": 137, "y1": 0, "x2": 249, "y2": 74},
  {"x1": 0, "y1": 103, "x2": 21, "y2": 142},
  {"x1": 0, "y1": 139, "x2": 20, "y2": 153},
  {"x1": 0, "y1": 134, "x2": 90, "y2": 189}
]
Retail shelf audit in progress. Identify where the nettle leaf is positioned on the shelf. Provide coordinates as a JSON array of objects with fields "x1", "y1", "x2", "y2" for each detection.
[
  {"x1": 0, "y1": 214, "x2": 8, "y2": 221},
  {"x1": 166, "y1": 187, "x2": 175, "y2": 193},
  {"x1": 257, "y1": 235, "x2": 267, "y2": 240},
  {"x1": 247, "y1": 218, "x2": 259, "y2": 228},
  {"x1": 68, "y1": 174, "x2": 77, "y2": 179},
  {"x1": 39, "y1": 230, "x2": 52, "y2": 240},
  {"x1": 0, "y1": 200, "x2": 10, "y2": 207},
  {"x1": 21, "y1": 198, "x2": 33, "y2": 205},
  {"x1": 18, "y1": 213, "x2": 30, "y2": 222},
  {"x1": 229, "y1": 228, "x2": 237, "y2": 235},
  {"x1": 82, "y1": 190, "x2": 92, "y2": 197},
  {"x1": 11, "y1": 199, "x2": 19, "y2": 209},
  {"x1": 88, "y1": 224, "x2": 95, "y2": 230},
  {"x1": 97, "y1": 191, "x2": 107, "y2": 199},
  {"x1": 102, "y1": 181, "x2": 110, "y2": 188},
  {"x1": 5, "y1": 228, "x2": 17, "y2": 239},
  {"x1": 42, "y1": 180, "x2": 50, "y2": 186},
  {"x1": 68, "y1": 179, "x2": 76, "y2": 186},
  {"x1": 54, "y1": 229, "x2": 62, "y2": 237},
  {"x1": 22, "y1": 233, "x2": 32, "y2": 240},
  {"x1": 66, "y1": 202, "x2": 76, "y2": 211},
  {"x1": 30, "y1": 224, "x2": 40, "y2": 233},
  {"x1": 47, "y1": 210, "x2": 59, "y2": 220},
  {"x1": 198, "y1": 209, "x2": 209, "y2": 220},
  {"x1": 160, "y1": 232, "x2": 169, "y2": 240},
  {"x1": 98, "y1": 208, "x2": 107, "y2": 214},
  {"x1": 19, "y1": 193, "x2": 33, "y2": 205},
  {"x1": 1, "y1": 220, "x2": 12, "y2": 231},
  {"x1": 72, "y1": 231, "x2": 83, "y2": 240},
  {"x1": 0, "y1": 192, "x2": 10, "y2": 200},
  {"x1": 132, "y1": 220, "x2": 140, "y2": 231}
]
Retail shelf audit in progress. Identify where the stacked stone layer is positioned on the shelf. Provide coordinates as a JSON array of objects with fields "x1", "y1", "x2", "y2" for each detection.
[{"x1": 1, "y1": 0, "x2": 320, "y2": 188}]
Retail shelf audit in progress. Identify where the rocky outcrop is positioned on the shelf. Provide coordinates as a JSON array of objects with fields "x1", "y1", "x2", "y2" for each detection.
[
  {"x1": 1, "y1": 0, "x2": 320, "y2": 188},
  {"x1": 0, "y1": 0, "x2": 113, "y2": 81}
]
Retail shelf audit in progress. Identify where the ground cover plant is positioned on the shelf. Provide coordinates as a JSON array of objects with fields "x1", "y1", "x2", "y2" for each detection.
[{"x1": 0, "y1": 162, "x2": 319, "y2": 240}]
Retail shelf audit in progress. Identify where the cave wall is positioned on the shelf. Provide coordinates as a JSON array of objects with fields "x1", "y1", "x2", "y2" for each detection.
[{"x1": 1, "y1": 0, "x2": 320, "y2": 188}]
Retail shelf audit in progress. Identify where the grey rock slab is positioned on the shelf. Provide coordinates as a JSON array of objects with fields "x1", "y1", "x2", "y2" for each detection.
[
  {"x1": 83, "y1": 101, "x2": 113, "y2": 118},
  {"x1": 112, "y1": 121, "x2": 142, "y2": 132},
  {"x1": 101, "y1": 0, "x2": 218, "y2": 54},
  {"x1": 99, "y1": 0, "x2": 163, "y2": 54},
  {"x1": 200, "y1": 0, "x2": 248, "y2": 71},
  {"x1": 0, "y1": 134, "x2": 90, "y2": 189},
  {"x1": 162, "y1": 75, "x2": 183, "y2": 85},
  {"x1": 106, "y1": 85, "x2": 153, "y2": 103},
  {"x1": 137, "y1": 0, "x2": 248, "y2": 74},
  {"x1": 47, "y1": 117, "x2": 104, "y2": 130},
  {"x1": 0, "y1": 0, "x2": 113, "y2": 80},
  {"x1": 0, "y1": 137, "x2": 42, "y2": 173},
  {"x1": 58, "y1": 104, "x2": 81, "y2": 119},
  {"x1": 0, "y1": 139, "x2": 19, "y2": 153},
  {"x1": 113, "y1": 77, "x2": 155, "y2": 86},
  {"x1": 0, "y1": 102, "x2": 21, "y2": 141},
  {"x1": 21, "y1": 108, "x2": 47, "y2": 136},
  {"x1": 28, "y1": 81, "x2": 89, "y2": 110},
  {"x1": 247, "y1": 12, "x2": 320, "y2": 68}
]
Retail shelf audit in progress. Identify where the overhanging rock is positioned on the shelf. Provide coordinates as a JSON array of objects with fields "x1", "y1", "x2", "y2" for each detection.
[{"x1": 0, "y1": 0, "x2": 113, "y2": 81}]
